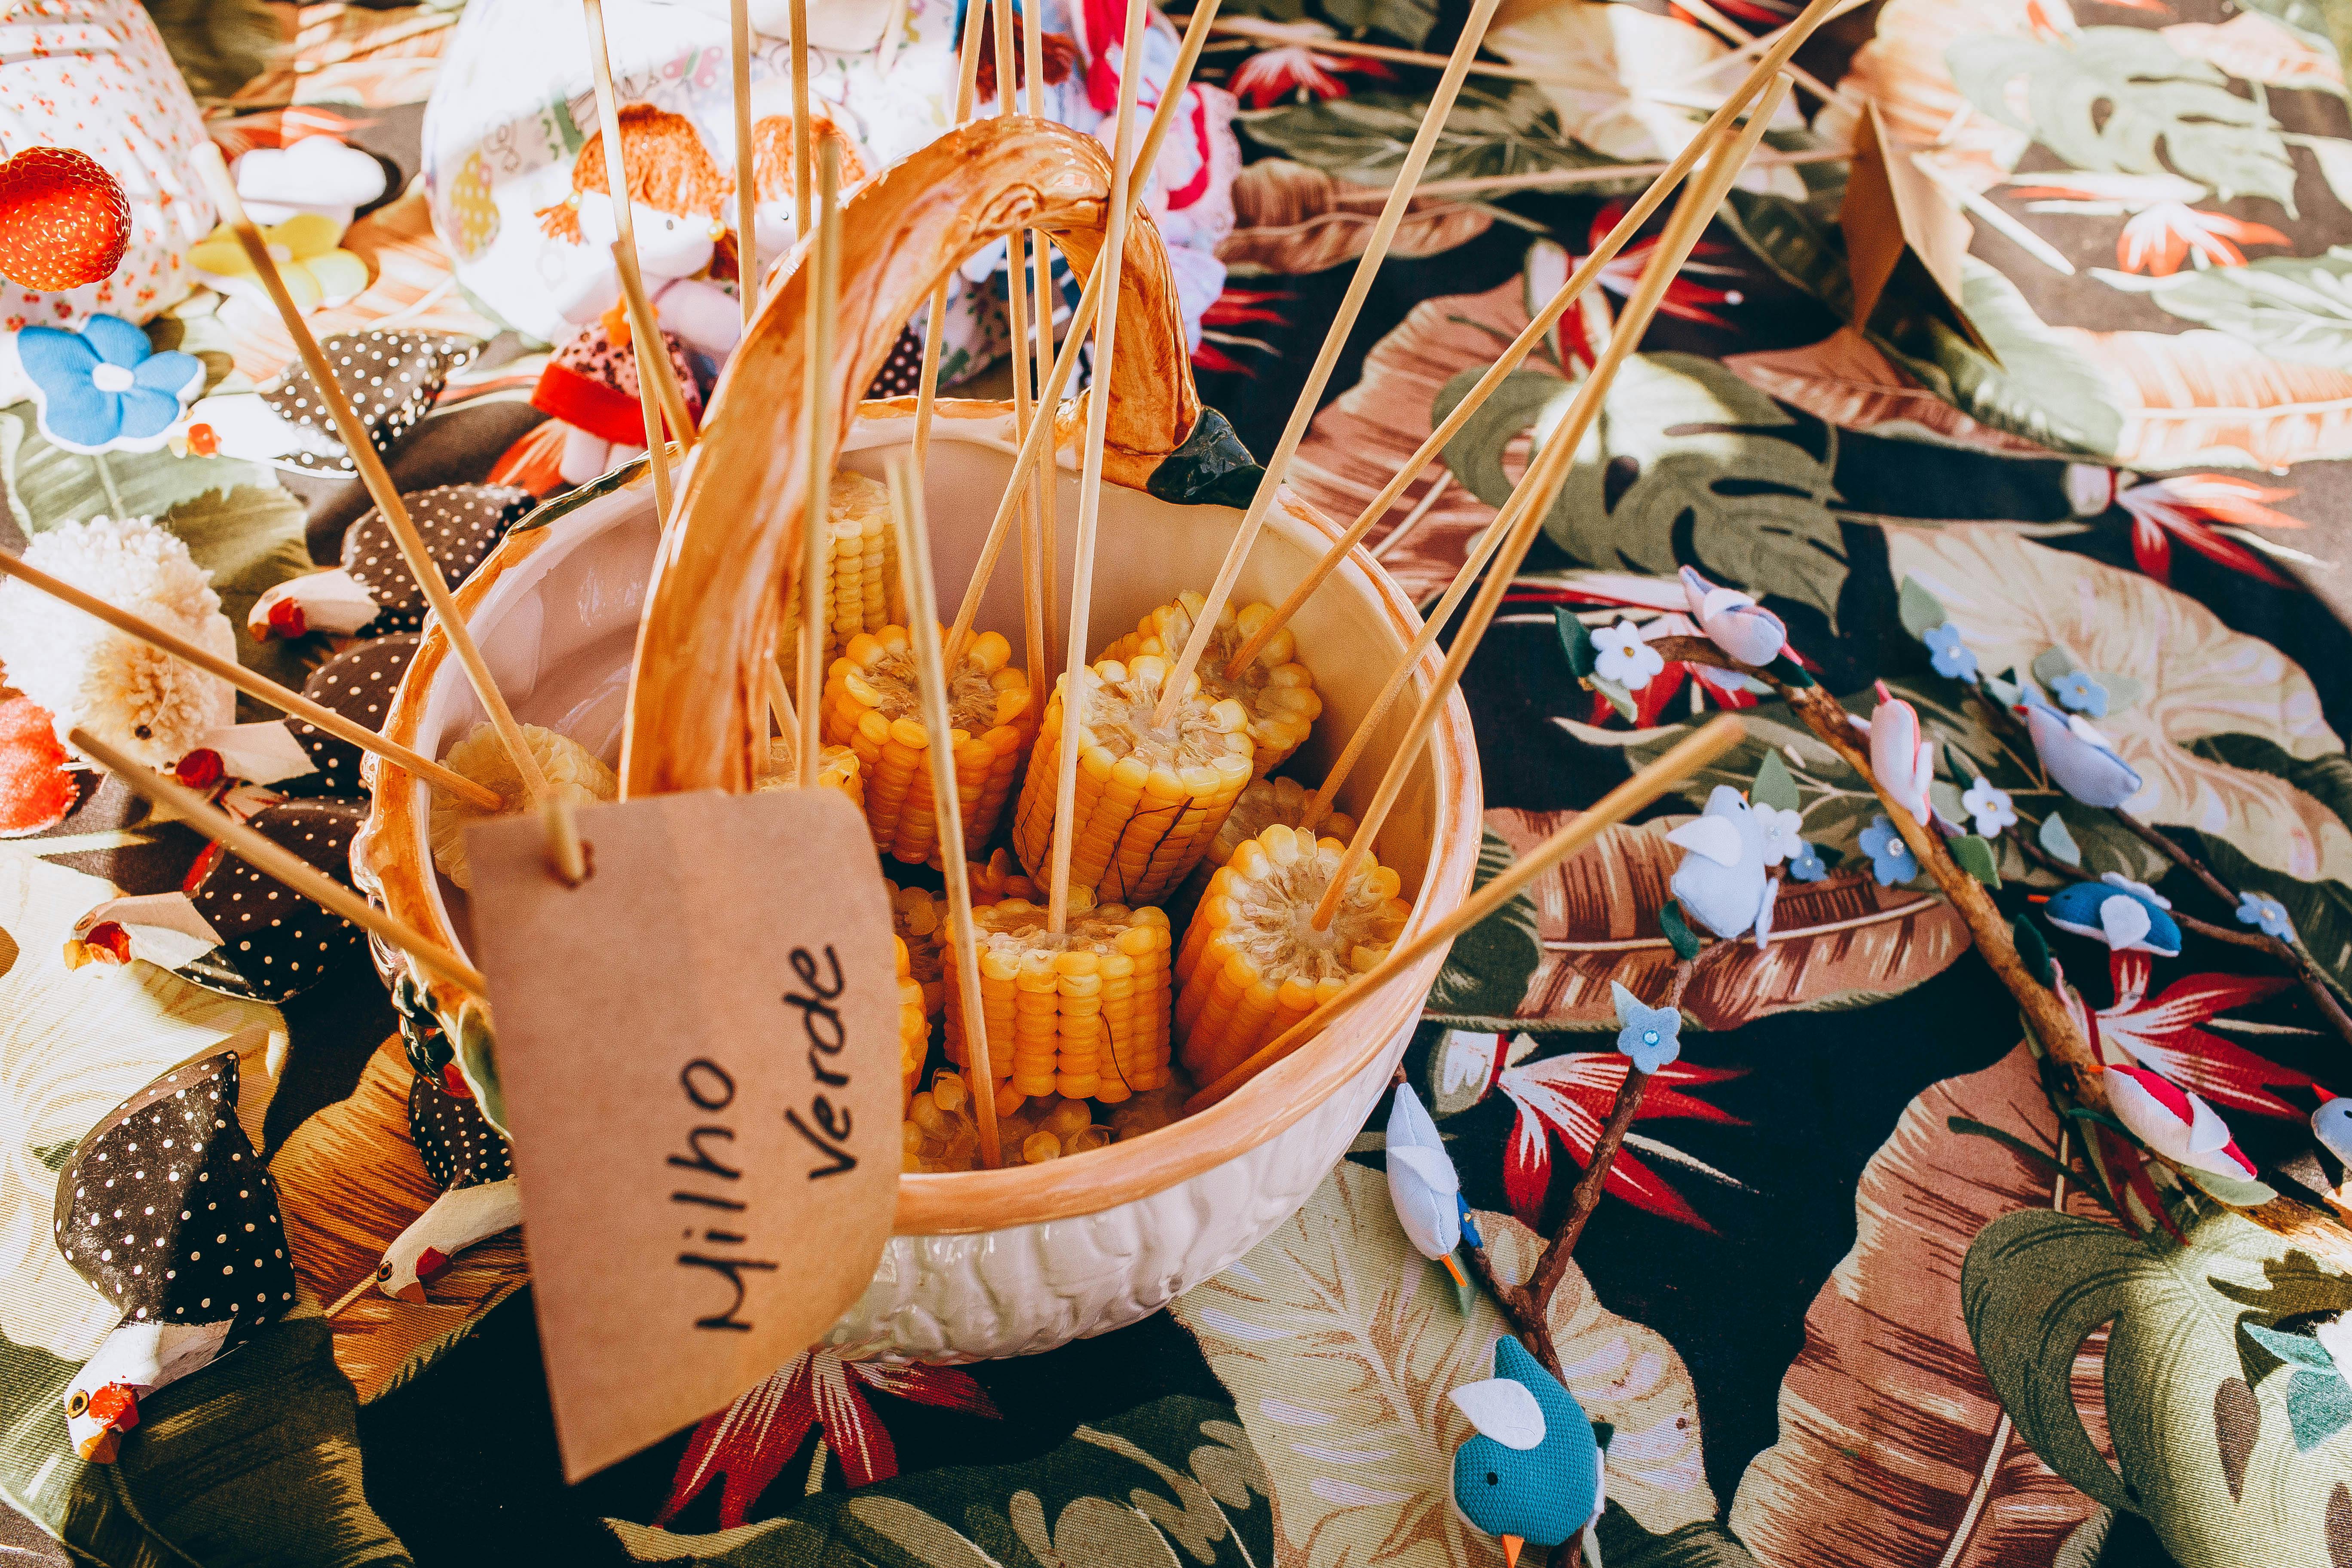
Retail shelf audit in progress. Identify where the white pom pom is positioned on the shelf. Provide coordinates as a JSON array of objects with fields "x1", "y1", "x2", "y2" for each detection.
[{"x1": 0, "y1": 515, "x2": 236, "y2": 767}]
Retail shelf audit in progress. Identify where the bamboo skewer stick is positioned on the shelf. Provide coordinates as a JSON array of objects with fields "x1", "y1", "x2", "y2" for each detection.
[
  {"x1": 542, "y1": 795, "x2": 589, "y2": 885},
  {"x1": 1345, "y1": 147, "x2": 1846, "y2": 205},
  {"x1": 1665, "y1": 0, "x2": 1871, "y2": 91},
  {"x1": 1152, "y1": 0, "x2": 1507, "y2": 729},
  {"x1": 1367, "y1": 469, "x2": 1451, "y2": 564},
  {"x1": 1023, "y1": 0, "x2": 1056, "y2": 688},
  {"x1": 1305, "y1": 79, "x2": 1787, "y2": 933},
  {"x1": 790, "y1": 0, "x2": 813, "y2": 241},
  {"x1": 1045, "y1": 0, "x2": 1148, "y2": 939},
  {"x1": 1670, "y1": 0, "x2": 1849, "y2": 108},
  {"x1": 1181, "y1": 15, "x2": 1602, "y2": 87},
  {"x1": 0, "y1": 551, "x2": 504, "y2": 811},
  {"x1": 765, "y1": 654, "x2": 798, "y2": 771},
  {"x1": 910, "y1": 0, "x2": 991, "y2": 482},
  {"x1": 939, "y1": 0, "x2": 1225, "y2": 658},
  {"x1": 1188, "y1": 714, "x2": 1746, "y2": 1112},
  {"x1": 968, "y1": 0, "x2": 1042, "y2": 679},
  {"x1": 611, "y1": 240, "x2": 698, "y2": 452},
  {"x1": 884, "y1": 454, "x2": 1003, "y2": 1170},
  {"x1": 797, "y1": 138, "x2": 842, "y2": 788},
  {"x1": 1221, "y1": 0, "x2": 1847, "y2": 678},
  {"x1": 731, "y1": 0, "x2": 760, "y2": 327},
  {"x1": 71, "y1": 726, "x2": 491, "y2": 998},
  {"x1": 191, "y1": 145, "x2": 550, "y2": 808}
]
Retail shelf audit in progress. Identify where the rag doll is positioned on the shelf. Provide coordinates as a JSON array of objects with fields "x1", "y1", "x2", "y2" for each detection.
[{"x1": 531, "y1": 103, "x2": 744, "y2": 485}]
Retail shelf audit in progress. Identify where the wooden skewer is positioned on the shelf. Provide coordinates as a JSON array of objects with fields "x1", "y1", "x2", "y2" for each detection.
[
  {"x1": 0, "y1": 551, "x2": 504, "y2": 811},
  {"x1": 190, "y1": 145, "x2": 550, "y2": 808},
  {"x1": 616, "y1": 252, "x2": 673, "y2": 527},
  {"x1": 71, "y1": 725, "x2": 490, "y2": 998},
  {"x1": 1023, "y1": 0, "x2": 1056, "y2": 688},
  {"x1": 731, "y1": 0, "x2": 760, "y2": 329},
  {"x1": 1305, "y1": 78, "x2": 1788, "y2": 933},
  {"x1": 878, "y1": 0, "x2": 910, "y2": 72},
  {"x1": 884, "y1": 453, "x2": 1003, "y2": 1170},
  {"x1": 910, "y1": 0, "x2": 991, "y2": 482},
  {"x1": 1367, "y1": 469, "x2": 1451, "y2": 564},
  {"x1": 1665, "y1": 0, "x2": 1872, "y2": 92},
  {"x1": 610, "y1": 239, "x2": 698, "y2": 452},
  {"x1": 978, "y1": 0, "x2": 1043, "y2": 682},
  {"x1": 323, "y1": 1273, "x2": 381, "y2": 1319},
  {"x1": 790, "y1": 0, "x2": 814, "y2": 241},
  {"x1": 1152, "y1": 0, "x2": 1508, "y2": 729},
  {"x1": 1220, "y1": 0, "x2": 1848, "y2": 679},
  {"x1": 1186, "y1": 714, "x2": 1746, "y2": 1112},
  {"x1": 765, "y1": 655, "x2": 799, "y2": 760},
  {"x1": 797, "y1": 136, "x2": 842, "y2": 788},
  {"x1": 542, "y1": 794, "x2": 589, "y2": 885},
  {"x1": 1670, "y1": 0, "x2": 1851, "y2": 109},
  {"x1": 1347, "y1": 148, "x2": 1847, "y2": 205},
  {"x1": 1045, "y1": 0, "x2": 1148, "y2": 939},
  {"x1": 1298, "y1": 496, "x2": 1514, "y2": 833},
  {"x1": 1183, "y1": 15, "x2": 1604, "y2": 87},
  {"x1": 939, "y1": 0, "x2": 1220, "y2": 674}
]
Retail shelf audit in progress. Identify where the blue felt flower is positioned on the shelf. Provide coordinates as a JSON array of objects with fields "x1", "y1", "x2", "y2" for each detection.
[
  {"x1": 1923, "y1": 622, "x2": 1978, "y2": 682},
  {"x1": 1786, "y1": 842, "x2": 1827, "y2": 882},
  {"x1": 1609, "y1": 980, "x2": 1682, "y2": 1073},
  {"x1": 1859, "y1": 815, "x2": 1918, "y2": 886},
  {"x1": 2052, "y1": 669, "x2": 2109, "y2": 718},
  {"x1": 2237, "y1": 891, "x2": 2296, "y2": 941},
  {"x1": 17, "y1": 314, "x2": 204, "y2": 456}
]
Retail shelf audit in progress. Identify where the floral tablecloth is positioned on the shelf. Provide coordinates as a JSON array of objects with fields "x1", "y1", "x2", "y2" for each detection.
[{"x1": 6, "y1": 0, "x2": 2352, "y2": 1564}]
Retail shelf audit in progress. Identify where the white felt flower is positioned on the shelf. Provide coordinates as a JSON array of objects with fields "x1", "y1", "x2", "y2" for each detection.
[
  {"x1": 1961, "y1": 775, "x2": 2018, "y2": 836},
  {"x1": 1591, "y1": 620, "x2": 1665, "y2": 691},
  {"x1": 1754, "y1": 805, "x2": 1805, "y2": 866}
]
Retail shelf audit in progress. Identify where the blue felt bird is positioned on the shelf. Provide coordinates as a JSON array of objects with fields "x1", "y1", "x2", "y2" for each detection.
[
  {"x1": 1666, "y1": 784, "x2": 1778, "y2": 945},
  {"x1": 2019, "y1": 695, "x2": 2142, "y2": 809},
  {"x1": 1450, "y1": 1335, "x2": 1610, "y2": 1568},
  {"x1": 1386, "y1": 1083, "x2": 1471, "y2": 1295},
  {"x1": 2044, "y1": 872, "x2": 2182, "y2": 957}
]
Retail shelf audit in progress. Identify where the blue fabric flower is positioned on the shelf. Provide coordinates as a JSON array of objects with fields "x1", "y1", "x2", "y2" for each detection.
[
  {"x1": 1787, "y1": 842, "x2": 1827, "y2": 882},
  {"x1": 18, "y1": 314, "x2": 203, "y2": 456},
  {"x1": 1609, "y1": 980, "x2": 1682, "y2": 1073},
  {"x1": 1923, "y1": 622, "x2": 1978, "y2": 681},
  {"x1": 2237, "y1": 891, "x2": 2296, "y2": 941},
  {"x1": 2051, "y1": 669, "x2": 2109, "y2": 718},
  {"x1": 1859, "y1": 815, "x2": 1919, "y2": 886}
]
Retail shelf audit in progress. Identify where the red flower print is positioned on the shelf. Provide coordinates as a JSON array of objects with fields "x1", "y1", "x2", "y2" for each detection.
[
  {"x1": 1228, "y1": 44, "x2": 1393, "y2": 108},
  {"x1": 2091, "y1": 951, "x2": 2317, "y2": 1118},
  {"x1": 1583, "y1": 199, "x2": 1747, "y2": 329},
  {"x1": 2116, "y1": 204, "x2": 2289, "y2": 275},
  {"x1": 658, "y1": 1347, "x2": 998, "y2": 1528},
  {"x1": 2112, "y1": 472, "x2": 2307, "y2": 587},
  {"x1": 1497, "y1": 1048, "x2": 1746, "y2": 1231}
]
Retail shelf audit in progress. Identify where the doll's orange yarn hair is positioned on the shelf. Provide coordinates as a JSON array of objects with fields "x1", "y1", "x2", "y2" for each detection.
[
  {"x1": 749, "y1": 115, "x2": 869, "y2": 203},
  {"x1": 537, "y1": 103, "x2": 741, "y2": 278}
]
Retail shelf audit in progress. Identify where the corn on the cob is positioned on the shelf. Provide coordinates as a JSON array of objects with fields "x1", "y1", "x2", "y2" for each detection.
[
  {"x1": 885, "y1": 878, "x2": 946, "y2": 1017},
  {"x1": 1169, "y1": 774, "x2": 1360, "y2": 925},
  {"x1": 754, "y1": 739, "x2": 864, "y2": 807},
  {"x1": 1175, "y1": 823, "x2": 1408, "y2": 1087},
  {"x1": 895, "y1": 934, "x2": 929, "y2": 1108},
  {"x1": 824, "y1": 625, "x2": 1033, "y2": 866},
  {"x1": 943, "y1": 896, "x2": 1173, "y2": 1104},
  {"x1": 779, "y1": 469, "x2": 899, "y2": 679},
  {"x1": 1011, "y1": 655, "x2": 1254, "y2": 906},
  {"x1": 428, "y1": 722, "x2": 617, "y2": 889},
  {"x1": 902, "y1": 1069, "x2": 1118, "y2": 1170},
  {"x1": 1099, "y1": 591, "x2": 1321, "y2": 779}
]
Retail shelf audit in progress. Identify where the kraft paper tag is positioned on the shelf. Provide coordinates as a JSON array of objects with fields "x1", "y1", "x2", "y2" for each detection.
[
  {"x1": 466, "y1": 787, "x2": 898, "y2": 1481},
  {"x1": 1840, "y1": 103, "x2": 1998, "y2": 361}
]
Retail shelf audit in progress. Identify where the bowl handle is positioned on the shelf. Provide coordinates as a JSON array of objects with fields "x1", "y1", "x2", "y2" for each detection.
[{"x1": 620, "y1": 116, "x2": 1200, "y2": 797}]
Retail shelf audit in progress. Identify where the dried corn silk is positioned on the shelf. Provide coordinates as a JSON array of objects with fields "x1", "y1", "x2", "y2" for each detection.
[
  {"x1": 886, "y1": 878, "x2": 946, "y2": 1016},
  {"x1": 778, "y1": 470, "x2": 899, "y2": 679},
  {"x1": 427, "y1": 723, "x2": 616, "y2": 889},
  {"x1": 943, "y1": 897, "x2": 1173, "y2": 1104},
  {"x1": 1010, "y1": 655, "x2": 1253, "y2": 906},
  {"x1": 894, "y1": 935, "x2": 930, "y2": 1109},
  {"x1": 755, "y1": 739, "x2": 864, "y2": 806},
  {"x1": 1099, "y1": 591, "x2": 1321, "y2": 779},
  {"x1": 1175, "y1": 824, "x2": 1408, "y2": 1087},
  {"x1": 824, "y1": 625, "x2": 1034, "y2": 865}
]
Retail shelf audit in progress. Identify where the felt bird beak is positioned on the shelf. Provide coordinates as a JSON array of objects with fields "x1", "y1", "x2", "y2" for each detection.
[
  {"x1": 77, "y1": 1427, "x2": 120, "y2": 1464},
  {"x1": 1500, "y1": 1534, "x2": 1523, "y2": 1568},
  {"x1": 394, "y1": 1281, "x2": 428, "y2": 1305}
]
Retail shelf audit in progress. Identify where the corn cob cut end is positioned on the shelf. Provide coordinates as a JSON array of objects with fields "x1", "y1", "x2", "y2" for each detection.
[
  {"x1": 903, "y1": 1069, "x2": 1120, "y2": 1171},
  {"x1": 755, "y1": 741, "x2": 864, "y2": 807},
  {"x1": 1097, "y1": 590, "x2": 1322, "y2": 780},
  {"x1": 429, "y1": 722, "x2": 619, "y2": 890}
]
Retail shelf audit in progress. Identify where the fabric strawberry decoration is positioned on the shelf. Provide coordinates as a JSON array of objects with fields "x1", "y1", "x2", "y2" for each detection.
[
  {"x1": 0, "y1": 147, "x2": 132, "y2": 291},
  {"x1": 0, "y1": 693, "x2": 77, "y2": 836}
]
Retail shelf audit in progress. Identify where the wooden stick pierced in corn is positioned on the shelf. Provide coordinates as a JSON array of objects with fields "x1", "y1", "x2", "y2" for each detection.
[
  {"x1": 796, "y1": 137, "x2": 844, "y2": 787},
  {"x1": 944, "y1": 896, "x2": 1174, "y2": 1105},
  {"x1": 823, "y1": 624, "x2": 1034, "y2": 865},
  {"x1": 1013, "y1": 654, "x2": 1255, "y2": 908},
  {"x1": 1099, "y1": 592, "x2": 1320, "y2": 781},
  {"x1": 1176, "y1": 823, "x2": 1408, "y2": 1087}
]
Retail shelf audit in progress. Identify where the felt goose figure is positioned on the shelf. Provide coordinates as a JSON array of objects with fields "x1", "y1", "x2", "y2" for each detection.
[
  {"x1": 2018, "y1": 694, "x2": 2142, "y2": 809},
  {"x1": 53, "y1": 1050, "x2": 298, "y2": 1461},
  {"x1": 248, "y1": 485, "x2": 532, "y2": 641},
  {"x1": 1451, "y1": 1335, "x2": 1610, "y2": 1568},
  {"x1": 1677, "y1": 566, "x2": 1785, "y2": 668},
  {"x1": 1666, "y1": 784, "x2": 1777, "y2": 945},
  {"x1": 1385, "y1": 1083, "x2": 1470, "y2": 1291},
  {"x1": 2044, "y1": 872, "x2": 2182, "y2": 957},
  {"x1": 2315, "y1": 1099, "x2": 2352, "y2": 1169},
  {"x1": 2102, "y1": 1062, "x2": 2256, "y2": 1179}
]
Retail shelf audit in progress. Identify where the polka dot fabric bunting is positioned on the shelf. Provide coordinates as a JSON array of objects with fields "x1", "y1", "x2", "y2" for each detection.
[
  {"x1": 409, "y1": 1070, "x2": 512, "y2": 1194},
  {"x1": 257, "y1": 329, "x2": 479, "y2": 475},
  {"x1": 52, "y1": 1052, "x2": 297, "y2": 1340},
  {"x1": 281, "y1": 634, "x2": 421, "y2": 797},
  {"x1": 182, "y1": 798, "x2": 366, "y2": 1002},
  {"x1": 868, "y1": 324, "x2": 927, "y2": 399},
  {"x1": 340, "y1": 486, "x2": 532, "y2": 635}
]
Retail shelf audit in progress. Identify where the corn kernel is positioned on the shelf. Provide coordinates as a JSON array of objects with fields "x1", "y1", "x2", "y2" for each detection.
[
  {"x1": 779, "y1": 470, "x2": 900, "y2": 680},
  {"x1": 1097, "y1": 590, "x2": 1321, "y2": 779},
  {"x1": 943, "y1": 896, "x2": 1174, "y2": 1104},
  {"x1": 824, "y1": 624, "x2": 1035, "y2": 866}
]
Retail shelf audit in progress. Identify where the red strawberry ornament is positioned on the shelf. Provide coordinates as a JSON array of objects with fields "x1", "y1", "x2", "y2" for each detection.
[
  {"x1": 0, "y1": 147, "x2": 132, "y2": 291},
  {"x1": 0, "y1": 694, "x2": 76, "y2": 836}
]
